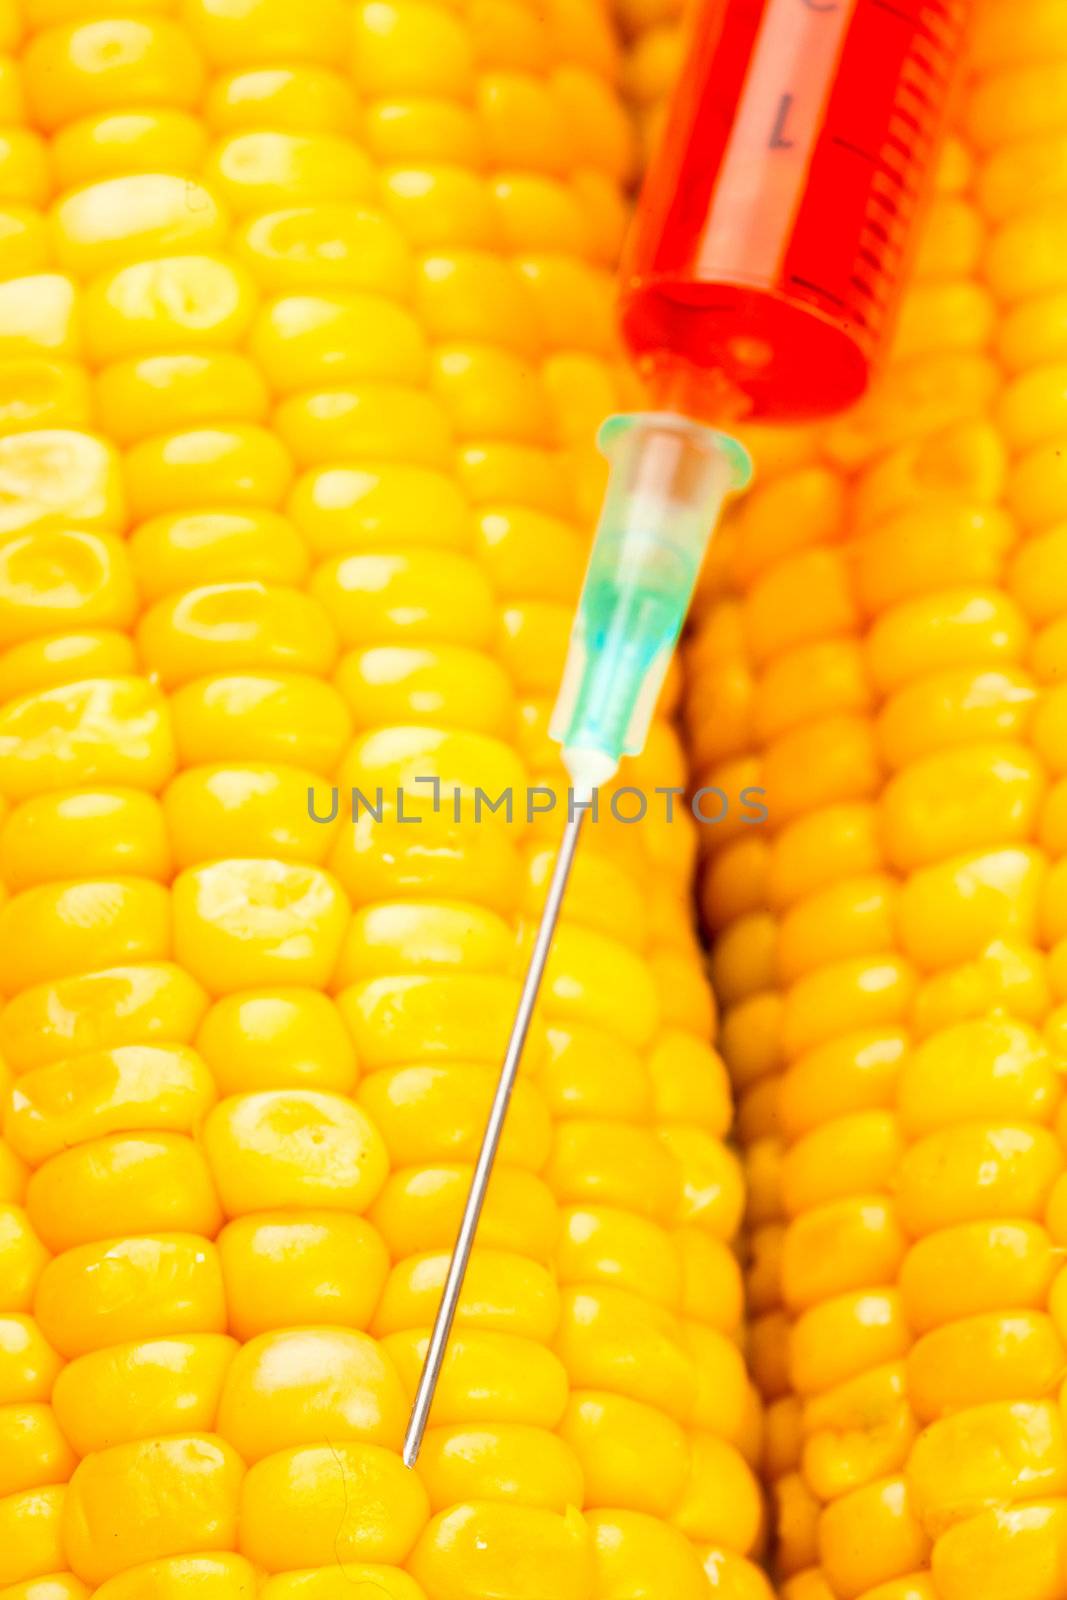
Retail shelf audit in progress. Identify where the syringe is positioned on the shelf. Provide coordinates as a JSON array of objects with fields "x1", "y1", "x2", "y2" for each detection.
[{"x1": 404, "y1": 0, "x2": 970, "y2": 1466}]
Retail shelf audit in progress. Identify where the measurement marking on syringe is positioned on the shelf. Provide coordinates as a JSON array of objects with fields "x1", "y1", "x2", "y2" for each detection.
[
  {"x1": 869, "y1": 0, "x2": 918, "y2": 25},
  {"x1": 861, "y1": 231, "x2": 903, "y2": 266},
  {"x1": 850, "y1": 274, "x2": 881, "y2": 304},
  {"x1": 868, "y1": 187, "x2": 910, "y2": 218},
  {"x1": 788, "y1": 276, "x2": 851, "y2": 311},
  {"x1": 863, "y1": 219, "x2": 894, "y2": 248},
  {"x1": 857, "y1": 245, "x2": 887, "y2": 274},
  {"x1": 833, "y1": 141, "x2": 923, "y2": 207},
  {"x1": 892, "y1": 104, "x2": 927, "y2": 140},
  {"x1": 832, "y1": 135, "x2": 878, "y2": 164},
  {"x1": 898, "y1": 81, "x2": 940, "y2": 117}
]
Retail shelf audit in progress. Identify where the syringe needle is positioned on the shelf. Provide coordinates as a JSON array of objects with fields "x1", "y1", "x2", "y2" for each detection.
[{"x1": 402, "y1": 804, "x2": 588, "y2": 1470}]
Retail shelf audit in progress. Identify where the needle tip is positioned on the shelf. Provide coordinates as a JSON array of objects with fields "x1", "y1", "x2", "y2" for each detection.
[{"x1": 402, "y1": 1426, "x2": 421, "y2": 1470}]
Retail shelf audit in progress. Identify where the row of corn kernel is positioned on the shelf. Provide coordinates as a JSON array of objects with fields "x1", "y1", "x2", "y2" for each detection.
[
  {"x1": 894, "y1": 3, "x2": 1067, "y2": 1596},
  {"x1": 0, "y1": 2, "x2": 420, "y2": 1595},
  {"x1": 339, "y1": 0, "x2": 762, "y2": 1591},
  {"x1": 303, "y1": 2, "x2": 570, "y2": 1590},
  {"x1": 2, "y1": 4, "x2": 243, "y2": 1595},
  {"x1": 0, "y1": 2, "x2": 160, "y2": 1593},
  {"x1": 341, "y1": 1, "x2": 625, "y2": 1592},
  {"x1": 0, "y1": 2, "x2": 60, "y2": 1587},
  {"x1": 171, "y1": 0, "x2": 748, "y2": 1593},
  {"x1": 606, "y1": 9, "x2": 778, "y2": 1592},
  {"x1": 812, "y1": 13, "x2": 1064, "y2": 1597},
  {"x1": 0, "y1": 0, "x2": 764, "y2": 1593},
  {"x1": 683, "y1": 413, "x2": 832, "y2": 1596},
  {"x1": 679, "y1": 342, "x2": 849, "y2": 1589},
  {"x1": 807, "y1": 129, "x2": 1017, "y2": 1600},
  {"x1": 111, "y1": 3, "x2": 430, "y2": 1593},
  {"x1": 463, "y1": 0, "x2": 775, "y2": 1587},
  {"x1": 681, "y1": 94, "x2": 1008, "y2": 1600},
  {"x1": 51, "y1": 0, "x2": 550, "y2": 1587},
  {"x1": 612, "y1": 0, "x2": 686, "y2": 162}
]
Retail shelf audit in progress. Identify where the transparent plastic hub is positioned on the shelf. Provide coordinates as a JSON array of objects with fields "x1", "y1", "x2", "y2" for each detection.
[{"x1": 551, "y1": 411, "x2": 752, "y2": 791}]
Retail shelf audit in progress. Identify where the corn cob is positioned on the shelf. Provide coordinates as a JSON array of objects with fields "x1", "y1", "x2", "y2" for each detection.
[
  {"x1": 0, "y1": 2, "x2": 767, "y2": 1597},
  {"x1": 678, "y1": 0, "x2": 1067, "y2": 1595}
]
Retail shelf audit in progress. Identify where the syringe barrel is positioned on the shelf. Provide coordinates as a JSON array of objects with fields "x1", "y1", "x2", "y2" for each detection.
[{"x1": 621, "y1": 0, "x2": 970, "y2": 423}]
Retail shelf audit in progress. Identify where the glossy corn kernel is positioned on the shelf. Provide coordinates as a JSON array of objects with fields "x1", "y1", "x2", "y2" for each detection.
[
  {"x1": 679, "y1": 2, "x2": 1067, "y2": 1592},
  {"x1": 0, "y1": 0, "x2": 754, "y2": 1596}
]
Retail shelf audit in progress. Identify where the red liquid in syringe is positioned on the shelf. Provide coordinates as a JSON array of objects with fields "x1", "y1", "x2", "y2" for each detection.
[{"x1": 620, "y1": 0, "x2": 969, "y2": 423}]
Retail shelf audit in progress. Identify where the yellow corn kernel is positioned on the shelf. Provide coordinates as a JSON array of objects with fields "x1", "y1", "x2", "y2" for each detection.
[
  {"x1": 172, "y1": 860, "x2": 347, "y2": 992},
  {"x1": 802, "y1": 1362, "x2": 916, "y2": 1501},
  {"x1": 129, "y1": 510, "x2": 308, "y2": 603},
  {"x1": 586, "y1": 1509, "x2": 707, "y2": 1600},
  {"x1": 0, "y1": 879, "x2": 170, "y2": 995},
  {"x1": 255, "y1": 1446, "x2": 425, "y2": 1568},
  {"x1": 51, "y1": 177, "x2": 228, "y2": 280},
  {"x1": 22, "y1": 20, "x2": 204, "y2": 132},
  {"x1": 897, "y1": 1017, "x2": 1059, "y2": 1134},
  {"x1": 215, "y1": 1327, "x2": 404, "y2": 1462},
  {"x1": 560, "y1": 1391, "x2": 687, "y2": 1515},
  {"x1": 51, "y1": 1335, "x2": 235, "y2": 1455},
  {"x1": 554, "y1": 1285, "x2": 696, "y2": 1422},
  {"x1": 205, "y1": 65, "x2": 359, "y2": 135},
  {"x1": 96, "y1": 352, "x2": 268, "y2": 446},
  {"x1": 416, "y1": 1423, "x2": 583, "y2": 1514},
  {"x1": 900, "y1": 1221, "x2": 1056, "y2": 1334},
  {"x1": 0, "y1": 963, "x2": 207, "y2": 1074},
  {"x1": 781, "y1": 1199, "x2": 907, "y2": 1312},
  {"x1": 896, "y1": 1123, "x2": 1061, "y2": 1235},
  {"x1": 790, "y1": 1292, "x2": 910, "y2": 1398},
  {"x1": 202, "y1": 1089, "x2": 386, "y2": 1216},
  {"x1": 217, "y1": 1213, "x2": 386, "y2": 1339},
  {"x1": 781, "y1": 1112, "x2": 902, "y2": 1216},
  {"x1": 0, "y1": 1317, "x2": 62, "y2": 1405},
  {"x1": 0, "y1": 634, "x2": 137, "y2": 705},
  {"x1": 384, "y1": 1328, "x2": 568, "y2": 1429},
  {"x1": 907, "y1": 1311, "x2": 1066, "y2": 1422},
  {"x1": 908, "y1": 1400, "x2": 1067, "y2": 1538},
  {"x1": 61, "y1": 1436, "x2": 243, "y2": 1586},
  {"x1": 671, "y1": 1432, "x2": 762, "y2": 1553},
  {"x1": 817, "y1": 1479, "x2": 930, "y2": 1600},
  {"x1": 257, "y1": 1570, "x2": 420, "y2": 1600},
  {"x1": 369, "y1": 1165, "x2": 557, "y2": 1263},
  {"x1": 1, "y1": 1576, "x2": 90, "y2": 1600},
  {"x1": 0, "y1": 1486, "x2": 66, "y2": 1589},
  {"x1": 26, "y1": 1133, "x2": 221, "y2": 1251},
  {"x1": 0, "y1": 1404, "x2": 75, "y2": 1497},
  {"x1": 410, "y1": 1504, "x2": 593, "y2": 1600},
  {"x1": 50, "y1": 109, "x2": 209, "y2": 189},
  {"x1": 359, "y1": 1064, "x2": 550, "y2": 1171},
  {"x1": 33, "y1": 1235, "x2": 226, "y2": 1358},
  {"x1": 164, "y1": 765, "x2": 337, "y2": 869},
  {"x1": 0, "y1": 678, "x2": 174, "y2": 802},
  {"x1": 5, "y1": 1045, "x2": 213, "y2": 1167},
  {"x1": 931, "y1": 1500, "x2": 1067, "y2": 1600},
  {"x1": 91, "y1": 1556, "x2": 256, "y2": 1600},
  {"x1": 1, "y1": 792, "x2": 171, "y2": 890},
  {"x1": 83, "y1": 256, "x2": 257, "y2": 364},
  {"x1": 374, "y1": 1248, "x2": 558, "y2": 1341},
  {"x1": 124, "y1": 425, "x2": 293, "y2": 519}
]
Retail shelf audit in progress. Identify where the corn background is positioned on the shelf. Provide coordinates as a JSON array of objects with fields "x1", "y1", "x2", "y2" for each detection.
[
  {"x1": 2, "y1": 0, "x2": 1064, "y2": 1597},
  {"x1": 678, "y1": 0, "x2": 1067, "y2": 1595},
  {"x1": 0, "y1": 0, "x2": 768, "y2": 1597}
]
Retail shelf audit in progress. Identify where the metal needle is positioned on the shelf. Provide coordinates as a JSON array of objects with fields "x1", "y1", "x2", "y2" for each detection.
[{"x1": 402, "y1": 804, "x2": 588, "y2": 1468}]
